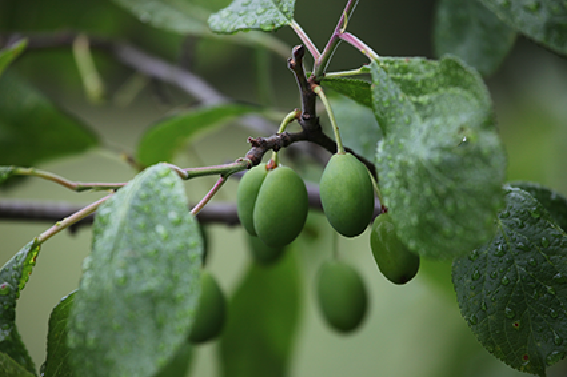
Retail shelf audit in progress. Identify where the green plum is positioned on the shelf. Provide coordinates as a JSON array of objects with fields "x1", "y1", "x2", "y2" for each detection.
[
  {"x1": 319, "y1": 153, "x2": 375, "y2": 237},
  {"x1": 316, "y1": 260, "x2": 368, "y2": 333},
  {"x1": 188, "y1": 271, "x2": 226, "y2": 344},
  {"x1": 236, "y1": 164, "x2": 308, "y2": 248},
  {"x1": 370, "y1": 213, "x2": 420, "y2": 285}
]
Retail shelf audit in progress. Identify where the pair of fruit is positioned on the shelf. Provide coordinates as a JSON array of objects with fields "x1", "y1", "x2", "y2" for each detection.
[{"x1": 237, "y1": 163, "x2": 309, "y2": 253}]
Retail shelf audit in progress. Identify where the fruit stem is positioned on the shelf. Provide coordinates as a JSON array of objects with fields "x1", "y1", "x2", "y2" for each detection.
[
  {"x1": 278, "y1": 110, "x2": 300, "y2": 133},
  {"x1": 368, "y1": 172, "x2": 384, "y2": 211},
  {"x1": 313, "y1": 85, "x2": 345, "y2": 154},
  {"x1": 37, "y1": 194, "x2": 112, "y2": 244}
]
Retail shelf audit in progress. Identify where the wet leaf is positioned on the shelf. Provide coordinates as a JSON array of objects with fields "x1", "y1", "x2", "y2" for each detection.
[
  {"x1": 136, "y1": 104, "x2": 255, "y2": 166},
  {"x1": 0, "y1": 240, "x2": 41, "y2": 374},
  {"x1": 434, "y1": 0, "x2": 516, "y2": 76},
  {"x1": 372, "y1": 56, "x2": 506, "y2": 259},
  {"x1": 509, "y1": 181, "x2": 567, "y2": 233},
  {"x1": 209, "y1": 0, "x2": 295, "y2": 34},
  {"x1": 453, "y1": 187, "x2": 567, "y2": 377},
  {"x1": 67, "y1": 163, "x2": 202, "y2": 377},
  {"x1": 479, "y1": 0, "x2": 567, "y2": 55},
  {"x1": 43, "y1": 292, "x2": 75, "y2": 377}
]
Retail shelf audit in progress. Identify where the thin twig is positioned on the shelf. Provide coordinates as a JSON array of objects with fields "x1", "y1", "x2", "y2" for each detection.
[
  {"x1": 36, "y1": 194, "x2": 112, "y2": 243},
  {"x1": 191, "y1": 176, "x2": 227, "y2": 215}
]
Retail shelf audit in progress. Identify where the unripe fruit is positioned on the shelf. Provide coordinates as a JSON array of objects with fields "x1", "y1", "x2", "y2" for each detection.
[
  {"x1": 319, "y1": 153, "x2": 375, "y2": 237},
  {"x1": 370, "y1": 213, "x2": 420, "y2": 285},
  {"x1": 236, "y1": 164, "x2": 268, "y2": 237},
  {"x1": 316, "y1": 260, "x2": 368, "y2": 333},
  {"x1": 236, "y1": 164, "x2": 308, "y2": 248},
  {"x1": 247, "y1": 234, "x2": 285, "y2": 265},
  {"x1": 189, "y1": 272, "x2": 226, "y2": 344}
]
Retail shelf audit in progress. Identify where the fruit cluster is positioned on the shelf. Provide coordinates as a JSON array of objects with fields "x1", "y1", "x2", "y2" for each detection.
[{"x1": 215, "y1": 153, "x2": 422, "y2": 337}]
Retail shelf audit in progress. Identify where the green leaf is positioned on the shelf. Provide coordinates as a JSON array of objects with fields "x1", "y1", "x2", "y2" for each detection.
[
  {"x1": 372, "y1": 56, "x2": 506, "y2": 259},
  {"x1": 208, "y1": 0, "x2": 295, "y2": 34},
  {"x1": 0, "y1": 40, "x2": 26, "y2": 78},
  {"x1": 112, "y1": 0, "x2": 210, "y2": 34},
  {"x1": 509, "y1": 181, "x2": 567, "y2": 233},
  {"x1": 434, "y1": 0, "x2": 516, "y2": 76},
  {"x1": 0, "y1": 240, "x2": 41, "y2": 374},
  {"x1": 321, "y1": 77, "x2": 372, "y2": 108},
  {"x1": 43, "y1": 292, "x2": 75, "y2": 377},
  {"x1": 479, "y1": 0, "x2": 567, "y2": 55},
  {"x1": 67, "y1": 163, "x2": 202, "y2": 377},
  {"x1": 329, "y1": 95, "x2": 382, "y2": 162},
  {"x1": 0, "y1": 352, "x2": 35, "y2": 377},
  {"x1": 0, "y1": 74, "x2": 98, "y2": 167},
  {"x1": 137, "y1": 104, "x2": 256, "y2": 166},
  {"x1": 453, "y1": 187, "x2": 567, "y2": 377},
  {"x1": 219, "y1": 248, "x2": 302, "y2": 377}
]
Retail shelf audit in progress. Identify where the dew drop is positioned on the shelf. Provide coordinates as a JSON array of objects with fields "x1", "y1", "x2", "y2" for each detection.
[
  {"x1": 155, "y1": 224, "x2": 168, "y2": 240},
  {"x1": 547, "y1": 286, "x2": 556, "y2": 295},
  {"x1": 494, "y1": 244, "x2": 505, "y2": 257},
  {"x1": 541, "y1": 236, "x2": 552, "y2": 249},
  {"x1": 505, "y1": 307, "x2": 515, "y2": 318},
  {"x1": 554, "y1": 334, "x2": 564, "y2": 346},
  {"x1": 490, "y1": 271, "x2": 498, "y2": 279},
  {"x1": 471, "y1": 269, "x2": 481, "y2": 281},
  {"x1": 501, "y1": 276, "x2": 510, "y2": 286},
  {"x1": 469, "y1": 314, "x2": 478, "y2": 325},
  {"x1": 500, "y1": 211, "x2": 510, "y2": 218},
  {"x1": 530, "y1": 209, "x2": 541, "y2": 218},
  {"x1": 550, "y1": 309, "x2": 559, "y2": 318},
  {"x1": 528, "y1": 258, "x2": 537, "y2": 266},
  {"x1": 481, "y1": 301, "x2": 487, "y2": 311}
]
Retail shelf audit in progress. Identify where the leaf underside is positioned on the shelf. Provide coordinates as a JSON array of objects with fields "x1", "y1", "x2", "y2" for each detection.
[
  {"x1": 372, "y1": 56, "x2": 506, "y2": 259},
  {"x1": 434, "y1": 0, "x2": 516, "y2": 76},
  {"x1": 136, "y1": 104, "x2": 255, "y2": 166},
  {"x1": 0, "y1": 73, "x2": 98, "y2": 167},
  {"x1": 453, "y1": 187, "x2": 567, "y2": 377},
  {"x1": 208, "y1": 0, "x2": 295, "y2": 34},
  {"x1": 67, "y1": 163, "x2": 202, "y2": 377},
  {"x1": 478, "y1": 0, "x2": 567, "y2": 55}
]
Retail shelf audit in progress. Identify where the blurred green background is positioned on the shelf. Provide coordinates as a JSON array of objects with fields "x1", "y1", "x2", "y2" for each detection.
[{"x1": 1, "y1": 0, "x2": 567, "y2": 376}]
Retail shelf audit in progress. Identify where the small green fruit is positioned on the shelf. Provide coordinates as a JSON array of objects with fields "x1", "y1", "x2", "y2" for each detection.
[
  {"x1": 189, "y1": 272, "x2": 226, "y2": 344},
  {"x1": 236, "y1": 164, "x2": 308, "y2": 248},
  {"x1": 319, "y1": 153, "x2": 375, "y2": 237},
  {"x1": 316, "y1": 260, "x2": 368, "y2": 333},
  {"x1": 370, "y1": 213, "x2": 420, "y2": 285},
  {"x1": 236, "y1": 164, "x2": 268, "y2": 237},
  {"x1": 247, "y1": 234, "x2": 285, "y2": 265}
]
